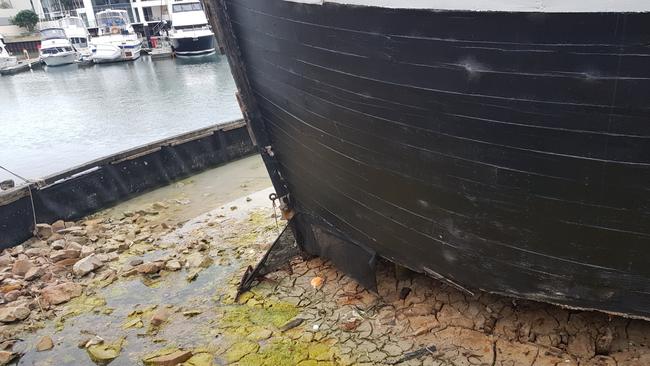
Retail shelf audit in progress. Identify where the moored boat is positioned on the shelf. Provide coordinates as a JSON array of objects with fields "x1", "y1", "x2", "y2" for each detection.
[
  {"x1": 90, "y1": 10, "x2": 142, "y2": 63},
  {"x1": 0, "y1": 34, "x2": 18, "y2": 70},
  {"x1": 169, "y1": 0, "x2": 215, "y2": 57},
  {"x1": 39, "y1": 27, "x2": 78, "y2": 67},
  {"x1": 212, "y1": 0, "x2": 650, "y2": 319},
  {"x1": 59, "y1": 16, "x2": 93, "y2": 60}
]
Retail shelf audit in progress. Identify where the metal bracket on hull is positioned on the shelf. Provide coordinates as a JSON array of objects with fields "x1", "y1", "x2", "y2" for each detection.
[{"x1": 236, "y1": 221, "x2": 303, "y2": 300}]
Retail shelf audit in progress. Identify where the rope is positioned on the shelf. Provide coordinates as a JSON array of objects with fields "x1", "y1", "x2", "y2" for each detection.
[{"x1": 0, "y1": 164, "x2": 40, "y2": 237}]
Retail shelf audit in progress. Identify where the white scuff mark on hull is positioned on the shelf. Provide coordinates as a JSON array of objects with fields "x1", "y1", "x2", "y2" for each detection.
[{"x1": 284, "y1": 0, "x2": 650, "y2": 13}]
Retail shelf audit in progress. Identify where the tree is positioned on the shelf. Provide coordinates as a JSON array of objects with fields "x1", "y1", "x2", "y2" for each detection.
[
  {"x1": 11, "y1": 10, "x2": 39, "y2": 32},
  {"x1": 0, "y1": 1, "x2": 12, "y2": 9}
]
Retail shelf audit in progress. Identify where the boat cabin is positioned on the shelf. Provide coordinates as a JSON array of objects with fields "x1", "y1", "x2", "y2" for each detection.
[{"x1": 96, "y1": 10, "x2": 133, "y2": 36}]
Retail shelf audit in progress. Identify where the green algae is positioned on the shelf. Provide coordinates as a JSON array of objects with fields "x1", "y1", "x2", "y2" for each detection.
[
  {"x1": 220, "y1": 300, "x2": 300, "y2": 336},
  {"x1": 55, "y1": 295, "x2": 107, "y2": 331},
  {"x1": 86, "y1": 337, "x2": 125, "y2": 365},
  {"x1": 181, "y1": 352, "x2": 213, "y2": 366},
  {"x1": 224, "y1": 341, "x2": 260, "y2": 363}
]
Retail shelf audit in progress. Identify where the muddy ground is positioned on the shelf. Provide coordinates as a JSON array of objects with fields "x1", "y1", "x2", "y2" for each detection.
[{"x1": 0, "y1": 156, "x2": 649, "y2": 365}]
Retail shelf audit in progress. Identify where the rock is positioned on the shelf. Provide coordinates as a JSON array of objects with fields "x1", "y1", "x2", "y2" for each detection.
[
  {"x1": 80, "y1": 246, "x2": 95, "y2": 258},
  {"x1": 35, "y1": 224, "x2": 53, "y2": 239},
  {"x1": 50, "y1": 249, "x2": 80, "y2": 262},
  {"x1": 150, "y1": 308, "x2": 169, "y2": 326},
  {"x1": 129, "y1": 259, "x2": 144, "y2": 267},
  {"x1": 66, "y1": 241, "x2": 83, "y2": 251},
  {"x1": 4, "y1": 290, "x2": 20, "y2": 302},
  {"x1": 53, "y1": 258, "x2": 78, "y2": 267},
  {"x1": 25, "y1": 248, "x2": 48, "y2": 258},
  {"x1": 0, "y1": 351, "x2": 16, "y2": 365},
  {"x1": 87, "y1": 339, "x2": 123, "y2": 364},
  {"x1": 280, "y1": 318, "x2": 305, "y2": 332},
  {"x1": 57, "y1": 226, "x2": 83, "y2": 234},
  {"x1": 135, "y1": 262, "x2": 163, "y2": 274},
  {"x1": 152, "y1": 201, "x2": 168, "y2": 210},
  {"x1": 0, "y1": 255, "x2": 12, "y2": 268},
  {"x1": 185, "y1": 253, "x2": 211, "y2": 268},
  {"x1": 51, "y1": 220, "x2": 66, "y2": 233},
  {"x1": 36, "y1": 335, "x2": 54, "y2": 351},
  {"x1": 165, "y1": 260, "x2": 182, "y2": 271},
  {"x1": 11, "y1": 259, "x2": 32, "y2": 276},
  {"x1": 310, "y1": 276, "x2": 324, "y2": 290},
  {"x1": 41, "y1": 283, "x2": 83, "y2": 305},
  {"x1": 24, "y1": 266, "x2": 43, "y2": 281},
  {"x1": 144, "y1": 349, "x2": 192, "y2": 366},
  {"x1": 0, "y1": 305, "x2": 30, "y2": 323},
  {"x1": 73, "y1": 255, "x2": 103, "y2": 277},
  {"x1": 50, "y1": 239, "x2": 66, "y2": 250},
  {"x1": 0, "y1": 179, "x2": 15, "y2": 191}
]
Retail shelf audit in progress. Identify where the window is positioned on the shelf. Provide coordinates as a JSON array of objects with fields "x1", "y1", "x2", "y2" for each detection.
[{"x1": 172, "y1": 2, "x2": 201, "y2": 12}]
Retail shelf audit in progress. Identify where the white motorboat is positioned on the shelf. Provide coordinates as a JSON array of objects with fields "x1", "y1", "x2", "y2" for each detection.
[
  {"x1": 168, "y1": 0, "x2": 215, "y2": 57},
  {"x1": 39, "y1": 27, "x2": 78, "y2": 67},
  {"x1": 59, "y1": 16, "x2": 92, "y2": 60},
  {"x1": 90, "y1": 10, "x2": 142, "y2": 63},
  {"x1": 0, "y1": 34, "x2": 18, "y2": 69}
]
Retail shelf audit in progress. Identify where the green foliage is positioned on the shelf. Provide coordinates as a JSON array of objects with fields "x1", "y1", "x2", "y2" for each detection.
[{"x1": 10, "y1": 10, "x2": 39, "y2": 32}]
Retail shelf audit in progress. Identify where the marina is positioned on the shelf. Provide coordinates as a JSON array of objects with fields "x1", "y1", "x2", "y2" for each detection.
[{"x1": 0, "y1": 55, "x2": 241, "y2": 182}]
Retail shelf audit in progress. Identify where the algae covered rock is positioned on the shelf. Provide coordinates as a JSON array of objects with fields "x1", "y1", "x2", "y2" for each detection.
[
  {"x1": 225, "y1": 341, "x2": 259, "y2": 363},
  {"x1": 86, "y1": 338, "x2": 124, "y2": 365},
  {"x1": 182, "y1": 352, "x2": 213, "y2": 366},
  {"x1": 143, "y1": 348, "x2": 192, "y2": 366}
]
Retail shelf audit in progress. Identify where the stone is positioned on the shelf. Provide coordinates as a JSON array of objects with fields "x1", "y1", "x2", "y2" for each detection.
[
  {"x1": 80, "y1": 246, "x2": 95, "y2": 258},
  {"x1": 4, "y1": 290, "x2": 20, "y2": 302},
  {"x1": 152, "y1": 201, "x2": 168, "y2": 210},
  {"x1": 0, "y1": 305, "x2": 30, "y2": 323},
  {"x1": 185, "y1": 253, "x2": 211, "y2": 268},
  {"x1": 66, "y1": 241, "x2": 83, "y2": 251},
  {"x1": 87, "y1": 340, "x2": 123, "y2": 364},
  {"x1": 50, "y1": 240, "x2": 66, "y2": 250},
  {"x1": 73, "y1": 255, "x2": 103, "y2": 277},
  {"x1": 41, "y1": 283, "x2": 83, "y2": 305},
  {"x1": 129, "y1": 259, "x2": 144, "y2": 267},
  {"x1": 150, "y1": 308, "x2": 169, "y2": 326},
  {"x1": 11, "y1": 259, "x2": 32, "y2": 276},
  {"x1": 36, "y1": 336, "x2": 54, "y2": 351},
  {"x1": 51, "y1": 220, "x2": 66, "y2": 233},
  {"x1": 25, "y1": 248, "x2": 48, "y2": 257},
  {"x1": 24, "y1": 266, "x2": 43, "y2": 281},
  {"x1": 0, "y1": 351, "x2": 15, "y2": 365},
  {"x1": 0, "y1": 255, "x2": 12, "y2": 268},
  {"x1": 144, "y1": 350, "x2": 192, "y2": 366},
  {"x1": 35, "y1": 224, "x2": 53, "y2": 239},
  {"x1": 135, "y1": 262, "x2": 163, "y2": 274},
  {"x1": 50, "y1": 249, "x2": 80, "y2": 262},
  {"x1": 165, "y1": 260, "x2": 182, "y2": 271}
]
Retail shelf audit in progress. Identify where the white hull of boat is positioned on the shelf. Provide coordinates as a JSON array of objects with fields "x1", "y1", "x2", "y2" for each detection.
[
  {"x1": 42, "y1": 52, "x2": 77, "y2": 66},
  {"x1": 92, "y1": 43, "x2": 142, "y2": 63}
]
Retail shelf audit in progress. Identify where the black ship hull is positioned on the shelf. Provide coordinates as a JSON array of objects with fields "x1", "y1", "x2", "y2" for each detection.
[
  {"x1": 212, "y1": 0, "x2": 650, "y2": 319},
  {"x1": 170, "y1": 33, "x2": 216, "y2": 56}
]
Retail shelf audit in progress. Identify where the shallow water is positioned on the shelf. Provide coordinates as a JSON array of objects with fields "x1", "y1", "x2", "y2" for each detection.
[{"x1": 0, "y1": 55, "x2": 241, "y2": 182}]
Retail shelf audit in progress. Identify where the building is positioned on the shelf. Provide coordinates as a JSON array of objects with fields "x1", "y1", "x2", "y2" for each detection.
[
  {"x1": 1, "y1": 0, "x2": 175, "y2": 37},
  {"x1": 0, "y1": 0, "x2": 44, "y2": 36}
]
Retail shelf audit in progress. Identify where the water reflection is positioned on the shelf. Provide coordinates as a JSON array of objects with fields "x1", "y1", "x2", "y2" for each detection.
[{"x1": 0, "y1": 55, "x2": 241, "y2": 181}]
